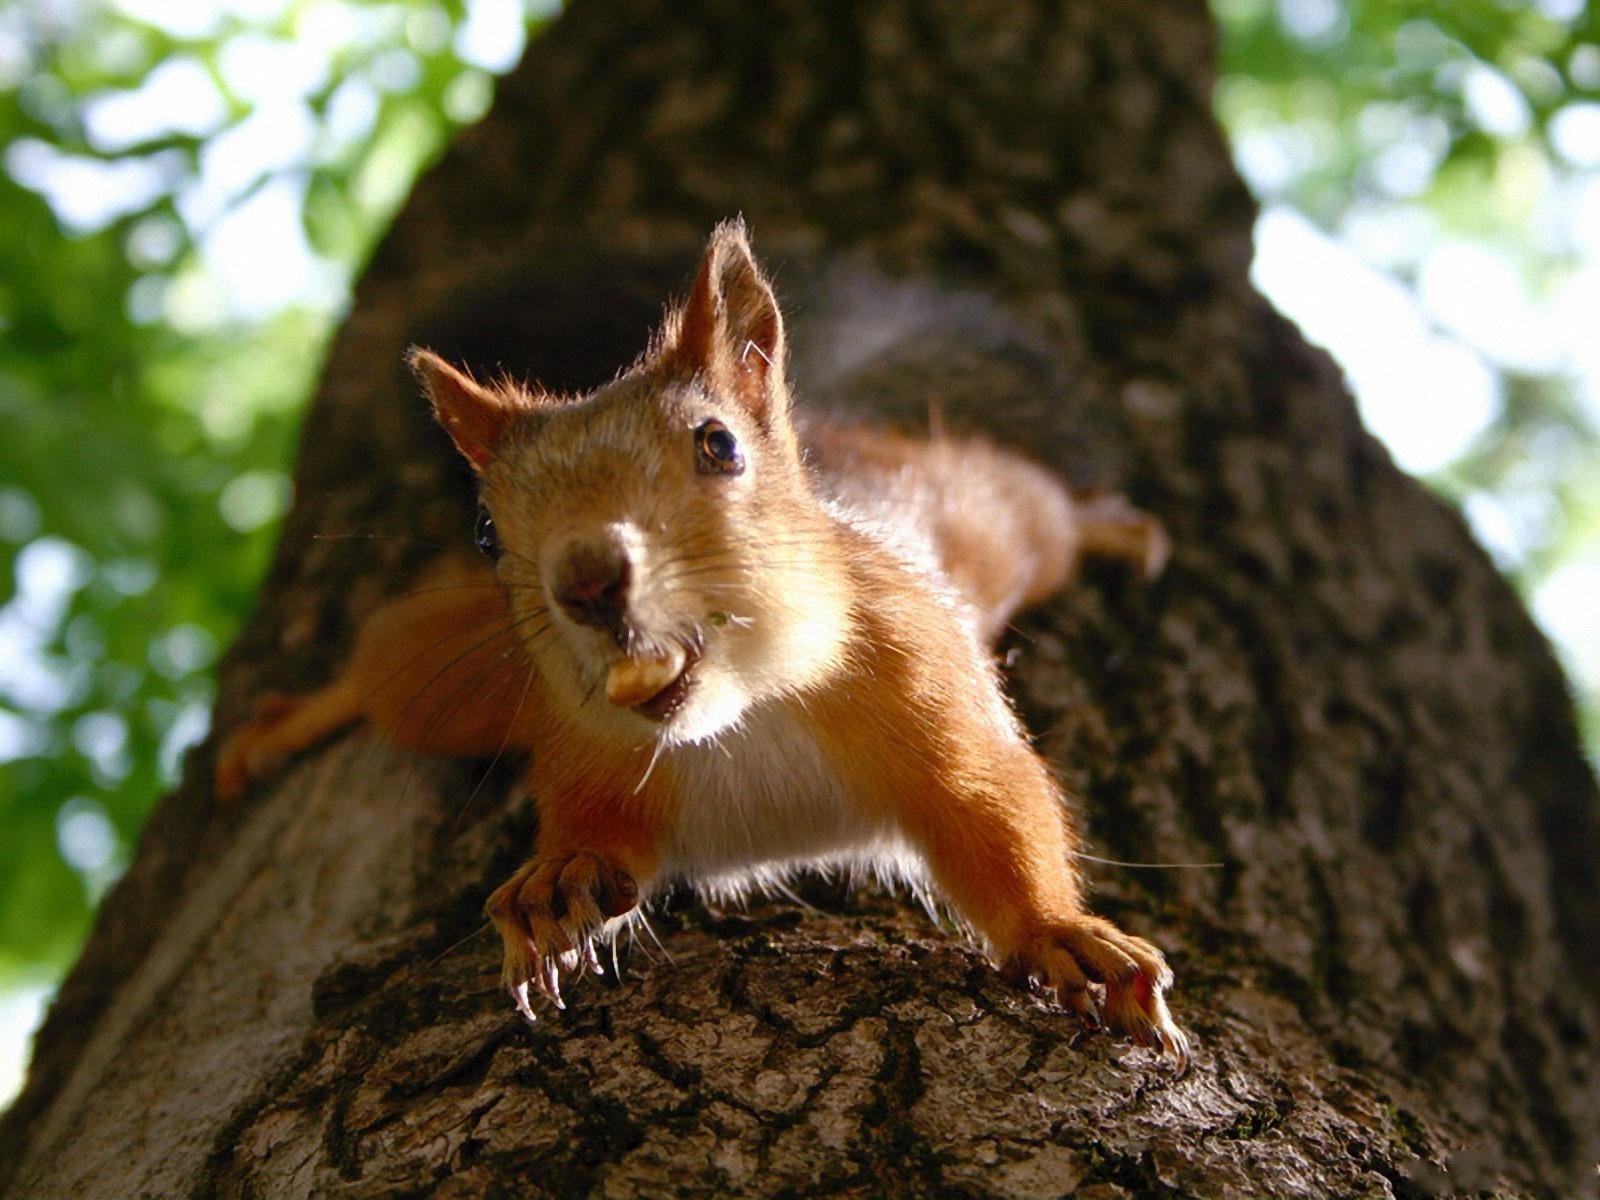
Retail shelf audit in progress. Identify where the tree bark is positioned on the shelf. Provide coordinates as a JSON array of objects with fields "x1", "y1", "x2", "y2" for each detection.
[{"x1": 6, "y1": 1, "x2": 1598, "y2": 1196}]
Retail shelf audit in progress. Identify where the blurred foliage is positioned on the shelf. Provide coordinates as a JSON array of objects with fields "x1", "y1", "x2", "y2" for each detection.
[
  {"x1": 1216, "y1": 0, "x2": 1599, "y2": 224},
  {"x1": 1214, "y1": 0, "x2": 1600, "y2": 753},
  {"x1": 0, "y1": 0, "x2": 534, "y2": 989}
]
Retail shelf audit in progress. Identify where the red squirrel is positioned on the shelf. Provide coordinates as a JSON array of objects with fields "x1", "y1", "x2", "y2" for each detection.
[{"x1": 217, "y1": 220, "x2": 1187, "y2": 1062}]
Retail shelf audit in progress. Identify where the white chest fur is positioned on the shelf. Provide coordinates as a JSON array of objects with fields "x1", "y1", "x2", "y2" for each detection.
[{"x1": 656, "y1": 700, "x2": 921, "y2": 899}]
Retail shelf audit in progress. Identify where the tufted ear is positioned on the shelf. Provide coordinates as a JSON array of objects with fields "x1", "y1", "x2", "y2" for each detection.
[
  {"x1": 670, "y1": 219, "x2": 788, "y2": 428},
  {"x1": 408, "y1": 348, "x2": 519, "y2": 472}
]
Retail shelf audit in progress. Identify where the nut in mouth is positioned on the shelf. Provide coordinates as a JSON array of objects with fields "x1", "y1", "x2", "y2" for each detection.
[{"x1": 604, "y1": 643, "x2": 700, "y2": 722}]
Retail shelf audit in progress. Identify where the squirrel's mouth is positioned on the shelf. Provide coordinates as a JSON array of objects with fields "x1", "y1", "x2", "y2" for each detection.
[{"x1": 604, "y1": 643, "x2": 700, "y2": 722}]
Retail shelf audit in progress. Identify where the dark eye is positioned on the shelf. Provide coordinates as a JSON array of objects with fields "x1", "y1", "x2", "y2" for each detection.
[
  {"x1": 695, "y1": 419, "x2": 743, "y2": 476},
  {"x1": 474, "y1": 507, "x2": 501, "y2": 560}
]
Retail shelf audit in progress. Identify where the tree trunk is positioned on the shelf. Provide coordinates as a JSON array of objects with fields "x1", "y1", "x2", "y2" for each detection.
[{"x1": 6, "y1": 1, "x2": 1598, "y2": 1196}]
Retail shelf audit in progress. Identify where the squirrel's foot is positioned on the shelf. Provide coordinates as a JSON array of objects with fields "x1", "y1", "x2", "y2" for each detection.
[
  {"x1": 1004, "y1": 914, "x2": 1189, "y2": 1068},
  {"x1": 486, "y1": 850, "x2": 640, "y2": 1022},
  {"x1": 214, "y1": 692, "x2": 301, "y2": 800}
]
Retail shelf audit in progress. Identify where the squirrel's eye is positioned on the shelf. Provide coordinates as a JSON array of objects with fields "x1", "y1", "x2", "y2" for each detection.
[
  {"x1": 474, "y1": 507, "x2": 501, "y2": 560},
  {"x1": 695, "y1": 419, "x2": 744, "y2": 476}
]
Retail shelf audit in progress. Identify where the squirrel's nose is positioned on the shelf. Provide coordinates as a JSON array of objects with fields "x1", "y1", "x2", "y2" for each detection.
[{"x1": 553, "y1": 538, "x2": 631, "y2": 639}]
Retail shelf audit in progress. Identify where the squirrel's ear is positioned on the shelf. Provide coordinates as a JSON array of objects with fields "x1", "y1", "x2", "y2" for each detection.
[
  {"x1": 671, "y1": 219, "x2": 787, "y2": 427},
  {"x1": 408, "y1": 348, "x2": 515, "y2": 472}
]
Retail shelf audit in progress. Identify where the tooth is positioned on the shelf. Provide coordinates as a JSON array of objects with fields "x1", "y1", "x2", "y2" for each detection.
[{"x1": 605, "y1": 645, "x2": 688, "y2": 708}]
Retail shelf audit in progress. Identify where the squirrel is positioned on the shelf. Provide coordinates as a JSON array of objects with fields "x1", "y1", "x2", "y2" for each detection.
[{"x1": 217, "y1": 220, "x2": 1187, "y2": 1063}]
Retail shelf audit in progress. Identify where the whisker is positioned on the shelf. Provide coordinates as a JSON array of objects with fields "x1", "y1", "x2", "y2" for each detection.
[
  {"x1": 309, "y1": 529, "x2": 548, "y2": 576},
  {"x1": 635, "y1": 910, "x2": 674, "y2": 964},
  {"x1": 450, "y1": 655, "x2": 539, "y2": 828},
  {"x1": 394, "y1": 643, "x2": 527, "y2": 796},
  {"x1": 658, "y1": 558, "x2": 850, "y2": 586},
  {"x1": 423, "y1": 921, "x2": 495, "y2": 969},
  {"x1": 352, "y1": 607, "x2": 548, "y2": 720},
  {"x1": 1072, "y1": 852, "x2": 1224, "y2": 870},
  {"x1": 633, "y1": 737, "x2": 668, "y2": 795},
  {"x1": 579, "y1": 670, "x2": 602, "y2": 707},
  {"x1": 646, "y1": 532, "x2": 839, "y2": 573},
  {"x1": 311, "y1": 532, "x2": 461, "y2": 550}
]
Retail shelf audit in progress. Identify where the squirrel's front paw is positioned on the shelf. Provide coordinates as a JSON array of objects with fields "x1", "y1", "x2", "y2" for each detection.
[
  {"x1": 485, "y1": 850, "x2": 639, "y2": 1021},
  {"x1": 1004, "y1": 915, "x2": 1189, "y2": 1067}
]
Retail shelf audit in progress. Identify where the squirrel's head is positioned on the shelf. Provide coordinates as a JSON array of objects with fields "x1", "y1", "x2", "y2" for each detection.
[{"x1": 411, "y1": 220, "x2": 852, "y2": 745}]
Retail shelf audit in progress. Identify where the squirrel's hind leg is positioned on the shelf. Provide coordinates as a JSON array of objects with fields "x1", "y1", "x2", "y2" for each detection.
[
  {"x1": 805, "y1": 418, "x2": 1169, "y2": 642},
  {"x1": 214, "y1": 681, "x2": 365, "y2": 799},
  {"x1": 213, "y1": 554, "x2": 536, "y2": 799}
]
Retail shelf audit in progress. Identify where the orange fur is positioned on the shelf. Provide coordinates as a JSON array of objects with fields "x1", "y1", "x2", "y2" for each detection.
[{"x1": 217, "y1": 220, "x2": 1186, "y2": 1062}]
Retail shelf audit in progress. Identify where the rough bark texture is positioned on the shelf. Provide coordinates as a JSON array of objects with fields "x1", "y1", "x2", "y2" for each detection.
[{"x1": 6, "y1": 1, "x2": 1599, "y2": 1196}]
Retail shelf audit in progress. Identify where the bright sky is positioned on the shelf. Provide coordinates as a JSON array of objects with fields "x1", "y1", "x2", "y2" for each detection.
[{"x1": 0, "y1": 986, "x2": 51, "y2": 1107}]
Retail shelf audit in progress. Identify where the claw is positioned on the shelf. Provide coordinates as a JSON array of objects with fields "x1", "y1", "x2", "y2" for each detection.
[
  {"x1": 1105, "y1": 973, "x2": 1190, "y2": 1068},
  {"x1": 1008, "y1": 919, "x2": 1189, "y2": 1065},
  {"x1": 549, "y1": 958, "x2": 568, "y2": 1009},
  {"x1": 1060, "y1": 987, "x2": 1101, "y2": 1030},
  {"x1": 488, "y1": 851, "x2": 638, "y2": 1024},
  {"x1": 1161, "y1": 1024, "x2": 1192, "y2": 1073},
  {"x1": 510, "y1": 980, "x2": 537, "y2": 1024}
]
